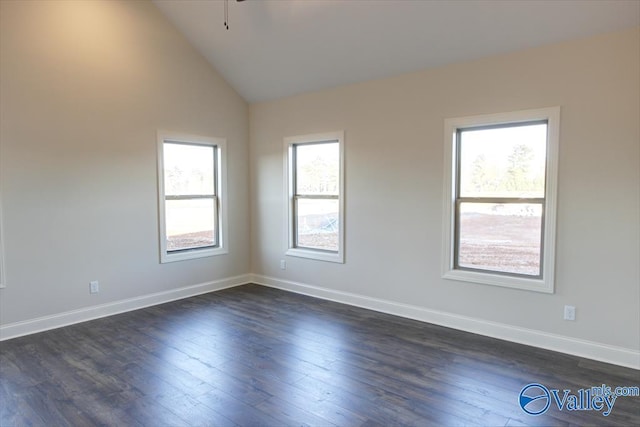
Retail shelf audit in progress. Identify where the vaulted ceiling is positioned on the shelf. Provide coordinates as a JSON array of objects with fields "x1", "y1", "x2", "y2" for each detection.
[{"x1": 153, "y1": 0, "x2": 640, "y2": 103}]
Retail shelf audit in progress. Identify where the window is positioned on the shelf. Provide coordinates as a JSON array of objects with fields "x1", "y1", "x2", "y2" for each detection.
[
  {"x1": 157, "y1": 132, "x2": 227, "y2": 263},
  {"x1": 442, "y1": 107, "x2": 560, "y2": 293},
  {"x1": 285, "y1": 131, "x2": 344, "y2": 263}
]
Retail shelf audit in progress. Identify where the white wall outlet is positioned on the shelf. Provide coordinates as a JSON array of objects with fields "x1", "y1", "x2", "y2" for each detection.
[
  {"x1": 90, "y1": 281, "x2": 100, "y2": 294},
  {"x1": 280, "y1": 259, "x2": 286, "y2": 270},
  {"x1": 563, "y1": 305, "x2": 575, "y2": 321}
]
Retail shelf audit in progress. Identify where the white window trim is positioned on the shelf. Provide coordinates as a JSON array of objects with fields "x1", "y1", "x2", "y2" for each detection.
[
  {"x1": 284, "y1": 131, "x2": 345, "y2": 263},
  {"x1": 157, "y1": 131, "x2": 228, "y2": 263},
  {"x1": 442, "y1": 107, "x2": 560, "y2": 293}
]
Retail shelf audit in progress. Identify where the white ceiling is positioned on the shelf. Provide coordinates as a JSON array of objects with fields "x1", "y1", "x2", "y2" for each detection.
[{"x1": 153, "y1": 0, "x2": 640, "y2": 103}]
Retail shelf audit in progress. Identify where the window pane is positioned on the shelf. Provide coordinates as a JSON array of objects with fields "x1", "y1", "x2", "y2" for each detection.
[
  {"x1": 458, "y1": 202, "x2": 542, "y2": 276},
  {"x1": 296, "y1": 198, "x2": 339, "y2": 251},
  {"x1": 165, "y1": 198, "x2": 216, "y2": 251},
  {"x1": 459, "y1": 123, "x2": 547, "y2": 198},
  {"x1": 295, "y1": 142, "x2": 339, "y2": 195},
  {"x1": 164, "y1": 143, "x2": 215, "y2": 196}
]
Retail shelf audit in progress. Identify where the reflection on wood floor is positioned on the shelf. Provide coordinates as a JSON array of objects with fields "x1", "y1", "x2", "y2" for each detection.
[{"x1": 1, "y1": 284, "x2": 639, "y2": 426}]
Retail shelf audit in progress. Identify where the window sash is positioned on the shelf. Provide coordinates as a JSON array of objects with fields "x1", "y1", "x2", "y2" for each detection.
[
  {"x1": 453, "y1": 198, "x2": 545, "y2": 278},
  {"x1": 293, "y1": 195, "x2": 339, "y2": 252},
  {"x1": 165, "y1": 195, "x2": 219, "y2": 253},
  {"x1": 292, "y1": 141, "x2": 340, "y2": 197},
  {"x1": 163, "y1": 141, "x2": 217, "y2": 197}
]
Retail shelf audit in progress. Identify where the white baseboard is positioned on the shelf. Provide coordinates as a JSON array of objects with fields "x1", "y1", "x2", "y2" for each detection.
[
  {"x1": 251, "y1": 274, "x2": 640, "y2": 370},
  {"x1": 0, "y1": 274, "x2": 251, "y2": 341},
  {"x1": 3, "y1": 273, "x2": 638, "y2": 370}
]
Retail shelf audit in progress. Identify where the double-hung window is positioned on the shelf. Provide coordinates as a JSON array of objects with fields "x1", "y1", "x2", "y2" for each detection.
[
  {"x1": 157, "y1": 132, "x2": 227, "y2": 263},
  {"x1": 442, "y1": 107, "x2": 560, "y2": 292},
  {"x1": 285, "y1": 132, "x2": 345, "y2": 263}
]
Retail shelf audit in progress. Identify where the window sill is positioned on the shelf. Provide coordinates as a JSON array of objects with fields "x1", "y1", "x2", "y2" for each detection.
[
  {"x1": 161, "y1": 247, "x2": 228, "y2": 264},
  {"x1": 442, "y1": 269, "x2": 553, "y2": 293},
  {"x1": 286, "y1": 247, "x2": 344, "y2": 264}
]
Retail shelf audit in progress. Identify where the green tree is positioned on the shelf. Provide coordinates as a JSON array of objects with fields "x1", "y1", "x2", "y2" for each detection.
[
  {"x1": 470, "y1": 154, "x2": 501, "y2": 195},
  {"x1": 505, "y1": 144, "x2": 534, "y2": 192},
  {"x1": 300, "y1": 155, "x2": 338, "y2": 194},
  {"x1": 471, "y1": 154, "x2": 488, "y2": 192}
]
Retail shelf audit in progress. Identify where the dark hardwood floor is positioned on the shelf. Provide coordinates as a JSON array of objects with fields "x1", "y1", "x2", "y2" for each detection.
[{"x1": 1, "y1": 284, "x2": 638, "y2": 426}]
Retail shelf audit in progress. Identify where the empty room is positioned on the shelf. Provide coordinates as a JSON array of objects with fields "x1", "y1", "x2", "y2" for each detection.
[{"x1": 1, "y1": 0, "x2": 639, "y2": 425}]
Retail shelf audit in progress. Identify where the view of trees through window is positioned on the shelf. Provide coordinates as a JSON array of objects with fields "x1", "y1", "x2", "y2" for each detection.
[
  {"x1": 457, "y1": 123, "x2": 547, "y2": 276},
  {"x1": 163, "y1": 142, "x2": 217, "y2": 252},
  {"x1": 294, "y1": 142, "x2": 340, "y2": 251}
]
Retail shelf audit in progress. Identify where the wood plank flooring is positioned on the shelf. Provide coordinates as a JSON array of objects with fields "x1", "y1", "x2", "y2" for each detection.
[{"x1": 1, "y1": 284, "x2": 638, "y2": 426}]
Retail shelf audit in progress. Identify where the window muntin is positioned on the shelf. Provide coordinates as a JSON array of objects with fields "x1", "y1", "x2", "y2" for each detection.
[
  {"x1": 442, "y1": 107, "x2": 560, "y2": 293},
  {"x1": 285, "y1": 132, "x2": 344, "y2": 263},
  {"x1": 157, "y1": 132, "x2": 227, "y2": 263}
]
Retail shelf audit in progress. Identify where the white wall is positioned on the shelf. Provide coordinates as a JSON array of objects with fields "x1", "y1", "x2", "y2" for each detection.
[
  {"x1": 250, "y1": 28, "x2": 640, "y2": 358},
  {"x1": 0, "y1": 0, "x2": 250, "y2": 326},
  {"x1": 1, "y1": 0, "x2": 638, "y2": 367}
]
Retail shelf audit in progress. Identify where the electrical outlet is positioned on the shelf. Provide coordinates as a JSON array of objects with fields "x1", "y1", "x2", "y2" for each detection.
[
  {"x1": 563, "y1": 305, "x2": 575, "y2": 321},
  {"x1": 280, "y1": 260, "x2": 286, "y2": 270},
  {"x1": 90, "y1": 281, "x2": 100, "y2": 294}
]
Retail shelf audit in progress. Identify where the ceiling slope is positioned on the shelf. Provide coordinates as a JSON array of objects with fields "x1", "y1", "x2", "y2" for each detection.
[{"x1": 153, "y1": 0, "x2": 640, "y2": 103}]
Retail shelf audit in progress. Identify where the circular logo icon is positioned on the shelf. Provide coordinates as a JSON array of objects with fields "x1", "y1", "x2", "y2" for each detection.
[{"x1": 519, "y1": 383, "x2": 551, "y2": 416}]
